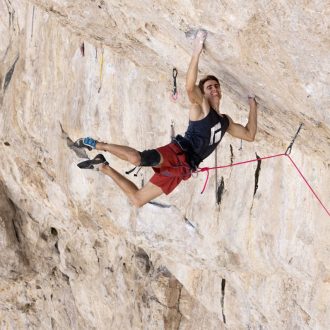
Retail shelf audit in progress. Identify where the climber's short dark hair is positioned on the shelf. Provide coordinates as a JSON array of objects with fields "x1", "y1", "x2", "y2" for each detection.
[{"x1": 198, "y1": 75, "x2": 220, "y2": 94}]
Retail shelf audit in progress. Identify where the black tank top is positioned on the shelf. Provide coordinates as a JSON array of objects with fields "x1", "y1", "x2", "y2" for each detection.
[{"x1": 184, "y1": 108, "x2": 229, "y2": 160}]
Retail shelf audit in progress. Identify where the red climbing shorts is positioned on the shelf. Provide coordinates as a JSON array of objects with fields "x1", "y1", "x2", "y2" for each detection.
[{"x1": 149, "y1": 142, "x2": 192, "y2": 195}]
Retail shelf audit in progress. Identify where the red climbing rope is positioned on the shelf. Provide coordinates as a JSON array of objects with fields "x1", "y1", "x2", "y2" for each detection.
[
  {"x1": 197, "y1": 153, "x2": 330, "y2": 217},
  {"x1": 197, "y1": 153, "x2": 286, "y2": 194},
  {"x1": 286, "y1": 154, "x2": 330, "y2": 217}
]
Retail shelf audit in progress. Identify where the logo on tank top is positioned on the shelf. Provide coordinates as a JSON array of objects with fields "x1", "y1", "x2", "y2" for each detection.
[{"x1": 209, "y1": 122, "x2": 223, "y2": 145}]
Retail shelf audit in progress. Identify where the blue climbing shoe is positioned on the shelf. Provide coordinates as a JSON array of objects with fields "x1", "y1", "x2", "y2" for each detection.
[
  {"x1": 74, "y1": 137, "x2": 98, "y2": 151},
  {"x1": 77, "y1": 154, "x2": 108, "y2": 171}
]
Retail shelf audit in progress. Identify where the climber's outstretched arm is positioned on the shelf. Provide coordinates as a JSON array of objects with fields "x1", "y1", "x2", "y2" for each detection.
[
  {"x1": 227, "y1": 96, "x2": 258, "y2": 142},
  {"x1": 185, "y1": 30, "x2": 207, "y2": 106}
]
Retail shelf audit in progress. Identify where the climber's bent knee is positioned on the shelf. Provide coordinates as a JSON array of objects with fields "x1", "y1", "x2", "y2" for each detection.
[{"x1": 139, "y1": 149, "x2": 161, "y2": 166}]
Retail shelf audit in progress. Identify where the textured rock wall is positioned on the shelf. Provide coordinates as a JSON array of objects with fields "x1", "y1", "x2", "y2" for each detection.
[{"x1": 0, "y1": 0, "x2": 329, "y2": 329}]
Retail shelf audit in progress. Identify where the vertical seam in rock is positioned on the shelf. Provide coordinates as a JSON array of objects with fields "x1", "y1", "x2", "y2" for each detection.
[
  {"x1": 254, "y1": 153, "x2": 261, "y2": 196},
  {"x1": 175, "y1": 284, "x2": 183, "y2": 330},
  {"x1": 221, "y1": 278, "x2": 226, "y2": 324},
  {"x1": 7, "y1": 198, "x2": 20, "y2": 243},
  {"x1": 54, "y1": 241, "x2": 60, "y2": 254},
  {"x1": 31, "y1": 6, "x2": 35, "y2": 39},
  {"x1": 11, "y1": 216, "x2": 20, "y2": 243},
  {"x1": 184, "y1": 216, "x2": 196, "y2": 229},
  {"x1": 216, "y1": 176, "x2": 225, "y2": 205},
  {"x1": 5, "y1": 0, "x2": 14, "y2": 28},
  {"x1": 3, "y1": 55, "x2": 19, "y2": 91},
  {"x1": 80, "y1": 42, "x2": 85, "y2": 56}
]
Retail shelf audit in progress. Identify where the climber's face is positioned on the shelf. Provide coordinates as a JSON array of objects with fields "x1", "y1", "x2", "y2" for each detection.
[{"x1": 203, "y1": 80, "x2": 221, "y2": 100}]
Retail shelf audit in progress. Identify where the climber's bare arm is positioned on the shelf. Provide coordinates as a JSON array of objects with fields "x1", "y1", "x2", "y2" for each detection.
[
  {"x1": 185, "y1": 30, "x2": 209, "y2": 121},
  {"x1": 227, "y1": 97, "x2": 257, "y2": 142},
  {"x1": 186, "y1": 30, "x2": 207, "y2": 112}
]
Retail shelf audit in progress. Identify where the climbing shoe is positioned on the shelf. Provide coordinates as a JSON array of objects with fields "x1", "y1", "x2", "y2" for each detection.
[
  {"x1": 77, "y1": 154, "x2": 108, "y2": 171},
  {"x1": 74, "y1": 137, "x2": 98, "y2": 151}
]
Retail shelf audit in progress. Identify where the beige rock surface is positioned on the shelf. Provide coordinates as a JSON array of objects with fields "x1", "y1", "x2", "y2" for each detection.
[{"x1": 0, "y1": 0, "x2": 329, "y2": 329}]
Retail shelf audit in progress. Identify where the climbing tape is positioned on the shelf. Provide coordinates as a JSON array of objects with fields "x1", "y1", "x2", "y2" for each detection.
[
  {"x1": 171, "y1": 68, "x2": 178, "y2": 101},
  {"x1": 197, "y1": 124, "x2": 330, "y2": 217}
]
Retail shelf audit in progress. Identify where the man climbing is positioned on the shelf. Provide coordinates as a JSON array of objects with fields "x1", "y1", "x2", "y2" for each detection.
[{"x1": 75, "y1": 30, "x2": 257, "y2": 207}]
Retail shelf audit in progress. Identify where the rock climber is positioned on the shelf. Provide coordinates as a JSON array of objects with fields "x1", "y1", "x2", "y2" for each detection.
[{"x1": 75, "y1": 30, "x2": 257, "y2": 207}]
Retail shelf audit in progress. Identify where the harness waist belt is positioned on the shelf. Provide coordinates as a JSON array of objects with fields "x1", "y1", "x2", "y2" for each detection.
[{"x1": 172, "y1": 135, "x2": 202, "y2": 171}]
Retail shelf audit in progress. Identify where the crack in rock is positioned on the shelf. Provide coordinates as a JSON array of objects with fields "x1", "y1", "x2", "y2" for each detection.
[
  {"x1": 216, "y1": 176, "x2": 225, "y2": 205},
  {"x1": 3, "y1": 56, "x2": 19, "y2": 91},
  {"x1": 221, "y1": 278, "x2": 226, "y2": 324},
  {"x1": 254, "y1": 153, "x2": 261, "y2": 196},
  {"x1": 59, "y1": 122, "x2": 89, "y2": 159}
]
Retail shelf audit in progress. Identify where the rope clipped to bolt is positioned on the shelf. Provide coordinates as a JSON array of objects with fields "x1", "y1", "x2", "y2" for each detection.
[
  {"x1": 196, "y1": 124, "x2": 329, "y2": 217},
  {"x1": 285, "y1": 123, "x2": 303, "y2": 155}
]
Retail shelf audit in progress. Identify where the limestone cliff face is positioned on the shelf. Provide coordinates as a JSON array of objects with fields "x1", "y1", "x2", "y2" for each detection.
[{"x1": 0, "y1": 0, "x2": 329, "y2": 329}]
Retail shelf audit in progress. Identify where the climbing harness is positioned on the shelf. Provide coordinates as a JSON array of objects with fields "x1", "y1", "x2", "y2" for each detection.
[
  {"x1": 196, "y1": 124, "x2": 330, "y2": 217},
  {"x1": 171, "y1": 68, "x2": 178, "y2": 101},
  {"x1": 172, "y1": 135, "x2": 202, "y2": 171}
]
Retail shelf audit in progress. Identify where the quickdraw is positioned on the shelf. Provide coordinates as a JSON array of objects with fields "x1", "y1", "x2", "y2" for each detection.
[
  {"x1": 285, "y1": 123, "x2": 303, "y2": 154},
  {"x1": 171, "y1": 68, "x2": 178, "y2": 101},
  {"x1": 197, "y1": 124, "x2": 329, "y2": 217}
]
